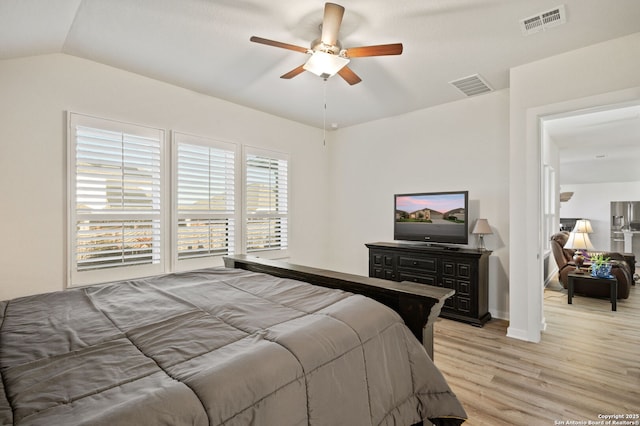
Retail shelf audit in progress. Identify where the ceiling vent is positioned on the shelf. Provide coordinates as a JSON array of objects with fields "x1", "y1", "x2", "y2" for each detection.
[
  {"x1": 449, "y1": 74, "x2": 493, "y2": 97},
  {"x1": 520, "y1": 5, "x2": 567, "y2": 35}
]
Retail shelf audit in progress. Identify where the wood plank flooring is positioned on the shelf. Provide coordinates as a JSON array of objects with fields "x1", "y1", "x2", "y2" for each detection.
[{"x1": 433, "y1": 276, "x2": 640, "y2": 426}]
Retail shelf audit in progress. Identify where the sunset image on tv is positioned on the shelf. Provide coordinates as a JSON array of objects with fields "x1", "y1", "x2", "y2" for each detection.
[
  {"x1": 394, "y1": 191, "x2": 468, "y2": 244},
  {"x1": 395, "y1": 193, "x2": 465, "y2": 224}
]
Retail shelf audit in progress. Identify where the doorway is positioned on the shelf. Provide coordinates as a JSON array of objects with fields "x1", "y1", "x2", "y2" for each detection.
[{"x1": 539, "y1": 100, "x2": 640, "y2": 324}]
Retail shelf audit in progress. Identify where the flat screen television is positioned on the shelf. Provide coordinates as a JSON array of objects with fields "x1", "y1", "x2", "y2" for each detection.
[{"x1": 394, "y1": 190, "x2": 469, "y2": 245}]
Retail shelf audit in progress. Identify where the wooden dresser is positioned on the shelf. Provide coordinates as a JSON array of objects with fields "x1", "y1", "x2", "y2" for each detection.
[{"x1": 366, "y1": 242, "x2": 491, "y2": 326}]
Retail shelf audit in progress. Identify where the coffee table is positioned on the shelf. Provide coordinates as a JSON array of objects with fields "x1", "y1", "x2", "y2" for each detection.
[{"x1": 567, "y1": 272, "x2": 617, "y2": 311}]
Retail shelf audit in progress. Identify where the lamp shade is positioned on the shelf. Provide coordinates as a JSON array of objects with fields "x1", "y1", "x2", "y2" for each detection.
[
  {"x1": 471, "y1": 219, "x2": 492, "y2": 235},
  {"x1": 303, "y1": 51, "x2": 350, "y2": 78},
  {"x1": 563, "y1": 231, "x2": 594, "y2": 250},
  {"x1": 572, "y1": 219, "x2": 593, "y2": 233}
]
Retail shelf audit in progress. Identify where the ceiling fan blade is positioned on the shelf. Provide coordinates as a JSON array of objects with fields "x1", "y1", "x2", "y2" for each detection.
[
  {"x1": 321, "y1": 3, "x2": 345, "y2": 46},
  {"x1": 344, "y1": 43, "x2": 404, "y2": 58},
  {"x1": 250, "y1": 36, "x2": 308, "y2": 54},
  {"x1": 337, "y1": 66, "x2": 362, "y2": 85},
  {"x1": 280, "y1": 64, "x2": 307, "y2": 79}
]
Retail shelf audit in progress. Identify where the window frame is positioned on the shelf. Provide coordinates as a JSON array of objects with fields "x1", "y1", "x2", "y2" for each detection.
[
  {"x1": 67, "y1": 112, "x2": 168, "y2": 287},
  {"x1": 66, "y1": 113, "x2": 291, "y2": 287},
  {"x1": 242, "y1": 146, "x2": 290, "y2": 259},
  {"x1": 171, "y1": 131, "x2": 240, "y2": 271}
]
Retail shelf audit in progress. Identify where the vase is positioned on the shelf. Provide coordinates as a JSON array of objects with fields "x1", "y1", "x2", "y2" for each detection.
[{"x1": 591, "y1": 262, "x2": 612, "y2": 278}]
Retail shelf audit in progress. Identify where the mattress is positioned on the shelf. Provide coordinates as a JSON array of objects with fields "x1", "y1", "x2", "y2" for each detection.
[{"x1": 0, "y1": 267, "x2": 466, "y2": 425}]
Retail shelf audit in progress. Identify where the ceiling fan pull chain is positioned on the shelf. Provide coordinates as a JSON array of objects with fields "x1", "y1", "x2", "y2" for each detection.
[{"x1": 323, "y1": 78, "x2": 327, "y2": 146}]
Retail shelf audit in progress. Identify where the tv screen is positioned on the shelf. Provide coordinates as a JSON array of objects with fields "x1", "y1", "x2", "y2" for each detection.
[{"x1": 394, "y1": 191, "x2": 469, "y2": 245}]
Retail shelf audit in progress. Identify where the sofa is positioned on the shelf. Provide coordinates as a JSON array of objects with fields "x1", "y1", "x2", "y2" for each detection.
[{"x1": 550, "y1": 231, "x2": 633, "y2": 299}]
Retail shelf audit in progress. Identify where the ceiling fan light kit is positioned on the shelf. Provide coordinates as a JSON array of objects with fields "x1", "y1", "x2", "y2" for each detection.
[
  {"x1": 250, "y1": 2, "x2": 403, "y2": 85},
  {"x1": 303, "y1": 51, "x2": 350, "y2": 78}
]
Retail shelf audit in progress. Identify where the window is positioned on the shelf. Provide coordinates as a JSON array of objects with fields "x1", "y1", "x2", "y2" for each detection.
[
  {"x1": 173, "y1": 133, "x2": 237, "y2": 270},
  {"x1": 68, "y1": 114, "x2": 290, "y2": 286},
  {"x1": 244, "y1": 148, "x2": 289, "y2": 255},
  {"x1": 68, "y1": 113, "x2": 165, "y2": 285}
]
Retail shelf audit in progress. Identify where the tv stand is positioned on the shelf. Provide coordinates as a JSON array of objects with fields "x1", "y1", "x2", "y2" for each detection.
[{"x1": 366, "y1": 242, "x2": 491, "y2": 326}]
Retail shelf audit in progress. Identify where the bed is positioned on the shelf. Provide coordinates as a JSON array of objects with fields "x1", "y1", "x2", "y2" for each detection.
[{"x1": 0, "y1": 255, "x2": 467, "y2": 426}]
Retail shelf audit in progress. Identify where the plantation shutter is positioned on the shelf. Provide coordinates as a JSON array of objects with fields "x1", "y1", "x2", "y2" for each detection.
[
  {"x1": 245, "y1": 149, "x2": 289, "y2": 253},
  {"x1": 174, "y1": 133, "x2": 236, "y2": 264},
  {"x1": 69, "y1": 113, "x2": 164, "y2": 285}
]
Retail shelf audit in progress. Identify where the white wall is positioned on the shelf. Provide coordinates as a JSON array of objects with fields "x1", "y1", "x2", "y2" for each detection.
[
  {"x1": 0, "y1": 54, "x2": 330, "y2": 301},
  {"x1": 509, "y1": 32, "x2": 640, "y2": 341},
  {"x1": 2, "y1": 32, "x2": 638, "y2": 335},
  {"x1": 560, "y1": 182, "x2": 640, "y2": 250},
  {"x1": 326, "y1": 90, "x2": 511, "y2": 319}
]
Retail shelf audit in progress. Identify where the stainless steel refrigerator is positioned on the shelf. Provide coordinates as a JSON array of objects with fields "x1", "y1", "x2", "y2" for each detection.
[{"x1": 611, "y1": 201, "x2": 640, "y2": 262}]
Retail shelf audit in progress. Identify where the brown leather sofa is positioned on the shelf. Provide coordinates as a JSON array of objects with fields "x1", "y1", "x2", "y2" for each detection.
[{"x1": 550, "y1": 231, "x2": 633, "y2": 299}]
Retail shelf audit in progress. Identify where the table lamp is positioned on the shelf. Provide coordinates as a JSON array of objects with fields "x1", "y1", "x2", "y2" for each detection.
[
  {"x1": 563, "y1": 228, "x2": 594, "y2": 273},
  {"x1": 471, "y1": 218, "x2": 492, "y2": 251},
  {"x1": 572, "y1": 219, "x2": 593, "y2": 234}
]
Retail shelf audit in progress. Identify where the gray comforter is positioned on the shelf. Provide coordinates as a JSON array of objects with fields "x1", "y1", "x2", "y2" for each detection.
[{"x1": 0, "y1": 267, "x2": 466, "y2": 425}]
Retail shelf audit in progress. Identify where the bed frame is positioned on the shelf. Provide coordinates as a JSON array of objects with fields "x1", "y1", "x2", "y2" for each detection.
[{"x1": 223, "y1": 255, "x2": 454, "y2": 358}]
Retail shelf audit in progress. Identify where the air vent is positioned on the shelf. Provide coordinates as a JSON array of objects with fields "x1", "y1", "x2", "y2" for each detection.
[
  {"x1": 520, "y1": 5, "x2": 567, "y2": 35},
  {"x1": 449, "y1": 74, "x2": 493, "y2": 97}
]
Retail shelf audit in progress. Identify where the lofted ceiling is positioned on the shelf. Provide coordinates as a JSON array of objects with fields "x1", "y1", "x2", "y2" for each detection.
[
  {"x1": 1, "y1": 0, "x2": 640, "y2": 130},
  {"x1": 2, "y1": 0, "x2": 639, "y2": 186}
]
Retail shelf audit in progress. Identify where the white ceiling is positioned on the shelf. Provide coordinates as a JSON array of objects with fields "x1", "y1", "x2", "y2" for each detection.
[
  {"x1": 1, "y1": 0, "x2": 639, "y2": 130},
  {"x1": 545, "y1": 103, "x2": 640, "y2": 185},
  {"x1": 1, "y1": 0, "x2": 639, "y2": 184}
]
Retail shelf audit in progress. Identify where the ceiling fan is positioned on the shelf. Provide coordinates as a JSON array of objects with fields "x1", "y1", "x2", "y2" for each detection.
[{"x1": 250, "y1": 2, "x2": 403, "y2": 85}]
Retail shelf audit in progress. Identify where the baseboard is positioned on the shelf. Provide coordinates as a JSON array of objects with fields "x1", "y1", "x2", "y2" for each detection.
[
  {"x1": 491, "y1": 309, "x2": 509, "y2": 320},
  {"x1": 506, "y1": 326, "x2": 541, "y2": 343}
]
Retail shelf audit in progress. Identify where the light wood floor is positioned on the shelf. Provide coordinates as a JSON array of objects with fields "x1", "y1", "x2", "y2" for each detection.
[{"x1": 433, "y1": 277, "x2": 640, "y2": 426}]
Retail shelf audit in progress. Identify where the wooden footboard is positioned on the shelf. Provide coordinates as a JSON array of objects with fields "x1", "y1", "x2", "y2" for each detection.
[{"x1": 223, "y1": 255, "x2": 454, "y2": 359}]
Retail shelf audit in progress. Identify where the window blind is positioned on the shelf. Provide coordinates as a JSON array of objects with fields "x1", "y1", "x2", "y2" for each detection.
[
  {"x1": 175, "y1": 136, "x2": 236, "y2": 260},
  {"x1": 69, "y1": 114, "x2": 164, "y2": 282},
  {"x1": 68, "y1": 112, "x2": 291, "y2": 285},
  {"x1": 245, "y1": 151, "x2": 288, "y2": 253}
]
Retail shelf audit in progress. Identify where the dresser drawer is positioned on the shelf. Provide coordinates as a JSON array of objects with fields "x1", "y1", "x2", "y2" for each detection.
[
  {"x1": 442, "y1": 260, "x2": 472, "y2": 278},
  {"x1": 398, "y1": 256, "x2": 437, "y2": 273},
  {"x1": 371, "y1": 252, "x2": 395, "y2": 268},
  {"x1": 371, "y1": 267, "x2": 395, "y2": 281},
  {"x1": 398, "y1": 271, "x2": 438, "y2": 286},
  {"x1": 456, "y1": 297, "x2": 472, "y2": 314},
  {"x1": 458, "y1": 280, "x2": 471, "y2": 296}
]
